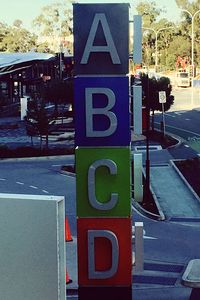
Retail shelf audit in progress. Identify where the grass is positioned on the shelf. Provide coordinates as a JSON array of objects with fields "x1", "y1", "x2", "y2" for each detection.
[{"x1": 187, "y1": 140, "x2": 200, "y2": 152}]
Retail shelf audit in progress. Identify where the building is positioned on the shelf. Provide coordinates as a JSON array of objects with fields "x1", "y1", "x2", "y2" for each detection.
[{"x1": 0, "y1": 52, "x2": 73, "y2": 116}]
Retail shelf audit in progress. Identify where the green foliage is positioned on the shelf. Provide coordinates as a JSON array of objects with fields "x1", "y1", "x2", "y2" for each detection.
[
  {"x1": 25, "y1": 92, "x2": 55, "y2": 149},
  {"x1": 136, "y1": 1, "x2": 163, "y2": 27},
  {"x1": 140, "y1": 74, "x2": 174, "y2": 112},
  {"x1": 1, "y1": 0, "x2": 200, "y2": 69},
  {"x1": 32, "y1": 0, "x2": 73, "y2": 52},
  {"x1": 0, "y1": 20, "x2": 37, "y2": 52},
  {"x1": 42, "y1": 78, "x2": 74, "y2": 108}
]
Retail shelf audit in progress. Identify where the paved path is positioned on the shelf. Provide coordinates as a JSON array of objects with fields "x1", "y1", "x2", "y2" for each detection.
[{"x1": 150, "y1": 165, "x2": 200, "y2": 220}]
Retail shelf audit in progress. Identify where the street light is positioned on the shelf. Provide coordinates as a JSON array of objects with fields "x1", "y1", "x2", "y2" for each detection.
[
  {"x1": 143, "y1": 27, "x2": 174, "y2": 71},
  {"x1": 181, "y1": 9, "x2": 200, "y2": 78}
]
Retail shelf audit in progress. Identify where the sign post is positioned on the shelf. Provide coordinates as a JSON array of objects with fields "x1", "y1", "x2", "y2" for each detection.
[{"x1": 159, "y1": 91, "x2": 166, "y2": 137}]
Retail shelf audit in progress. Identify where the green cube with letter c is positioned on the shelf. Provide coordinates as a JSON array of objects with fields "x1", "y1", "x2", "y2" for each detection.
[{"x1": 76, "y1": 147, "x2": 131, "y2": 217}]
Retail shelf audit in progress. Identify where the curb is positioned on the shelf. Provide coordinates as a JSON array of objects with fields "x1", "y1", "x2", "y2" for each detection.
[
  {"x1": 132, "y1": 199, "x2": 165, "y2": 221},
  {"x1": 0, "y1": 154, "x2": 74, "y2": 163},
  {"x1": 141, "y1": 167, "x2": 166, "y2": 221},
  {"x1": 165, "y1": 131, "x2": 183, "y2": 149}
]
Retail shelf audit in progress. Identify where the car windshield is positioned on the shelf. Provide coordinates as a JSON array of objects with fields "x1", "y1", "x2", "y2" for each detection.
[{"x1": 180, "y1": 73, "x2": 189, "y2": 78}]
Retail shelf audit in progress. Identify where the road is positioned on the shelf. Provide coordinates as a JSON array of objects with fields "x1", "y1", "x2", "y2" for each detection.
[
  {"x1": 1, "y1": 154, "x2": 200, "y2": 299},
  {"x1": 1, "y1": 92, "x2": 200, "y2": 299},
  {"x1": 170, "y1": 86, "x2": 200, "y2": 111},
  {"x1": 154, "y1": 86, "x2": 200, "y2": 156},
  {"x1": 0, "y1": 155, "x2": 77, "y2": 236}
]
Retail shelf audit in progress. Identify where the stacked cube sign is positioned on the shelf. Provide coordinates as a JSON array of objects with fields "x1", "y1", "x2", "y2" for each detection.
[{"x1": 73, "y1": 3, "x2": 132, "y2": 288}]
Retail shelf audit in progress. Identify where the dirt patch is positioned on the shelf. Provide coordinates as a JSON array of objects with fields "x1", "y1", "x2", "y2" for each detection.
[
  {"x1": 144, "y1": 130, "x2": 178, "y2": 148},
  {"x1": 174, "y1": 157, "x2": 200, "y2": 197}
]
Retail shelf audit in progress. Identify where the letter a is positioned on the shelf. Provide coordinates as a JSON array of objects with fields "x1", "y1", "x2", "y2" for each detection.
[{"x1": 81, "y1": 13, "x2": 120, "y2": 64}]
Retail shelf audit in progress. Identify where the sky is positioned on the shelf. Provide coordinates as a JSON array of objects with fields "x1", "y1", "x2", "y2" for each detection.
[{"x1": 0, "y1": 0, "x2": 181, "y2": 32}]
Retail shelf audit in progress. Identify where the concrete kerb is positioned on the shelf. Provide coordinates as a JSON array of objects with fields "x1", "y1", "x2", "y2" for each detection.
[
  {"x1": 136, "y1": 167, "x2": 166, "y2": 221},
  {"x1": 170, "y1": 159, "x2": 200, "y2": 204},
  {"x1": 0, "y1": 154, "x2": 73, "y2": 163},
  {"x1": 132, "y1": 199, "x2": 165, "y2": 221},
  {"x1": 182, "y1": 259, "x2": 200, "y2": 288},
  {"x1": 165, "y1": 131, "x2": 183, "y2": 149}
]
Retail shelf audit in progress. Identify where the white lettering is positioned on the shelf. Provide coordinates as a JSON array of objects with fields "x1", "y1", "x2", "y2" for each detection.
[
  {"x1": 88, "y1": 230, "x2": 119, "y2": 279},
  {"x1": 88, "y1": 159, "x2": 118, "y2": 210},
  {"x1": 81, "y1": 13, "x2": 120, "y2": 64},
  {"x1": 85, "y1": 87, "x2": 117, "y2": 137}
]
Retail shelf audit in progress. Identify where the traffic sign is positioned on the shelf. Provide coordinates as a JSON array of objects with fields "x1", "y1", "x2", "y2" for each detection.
[{"x1": 159, "y1": 91, "x2": 166, "y2": 103}]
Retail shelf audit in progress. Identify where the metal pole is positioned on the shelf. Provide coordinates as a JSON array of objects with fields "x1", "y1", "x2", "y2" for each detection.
[
  {"x1": 155, "y1": 32, "x2": 158, "y2": 72},
  {"x1": 145, "y1": 74, "x2": 150, "y2": 204},
  {"x1": 192, "y1": 15, "x2": 194, "y2": 71},
  {"x1": 143, "y1": 27, "x2": 174, "y2": 72},
  {"x1": 162, "y1": 103, "x2": 165, "y2": 137},
  {"x1": 59, "y1": 20, "x2": 63, "y2": 80}
]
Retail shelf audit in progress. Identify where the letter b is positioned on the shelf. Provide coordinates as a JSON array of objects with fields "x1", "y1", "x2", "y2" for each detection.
[{"x1": 85, "y1": 87, "x2": 117, "y2": 137}]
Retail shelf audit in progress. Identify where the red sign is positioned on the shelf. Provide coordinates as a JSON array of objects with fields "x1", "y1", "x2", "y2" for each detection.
[{"x1": 77, "y1": 218, "x2": 132, "y2": 286}]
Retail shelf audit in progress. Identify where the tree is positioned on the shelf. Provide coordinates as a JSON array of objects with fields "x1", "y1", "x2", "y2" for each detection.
[
  {"x1": 135, "y1": 1, "x2": 163, "y2": 27},
  {"x1": 42, "y1": 78, "x2": 74, "y2": 115},
  {"x1": 25, "y1": 92, "x2": 55, "y2": 149},
  {"x1": 32, "y1": 1, "x2": 73, "y2": 53},
  {"x1": 140, "y1": 74, "x2": 174, "y2": 130},
  {"x1": 175, "y1": 0, "x2": 200, "y2": 66},
  {"x1": 135, "y1": 1, "x2": 176, "y2": 69},
  {"x1": 167, "y1": 35, "x2": 190, "y2": 70},
  {"x1": 0, "y1": 20, "x2": 37, "y2": 52}
]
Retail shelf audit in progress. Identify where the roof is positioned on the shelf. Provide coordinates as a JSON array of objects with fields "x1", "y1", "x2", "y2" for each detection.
[
  {"x1": 0, "y1": 52, "x2": 54, "y2": 68},
  {"x1": 0, "y1": 52, "x2": 54, "y2": 76}
]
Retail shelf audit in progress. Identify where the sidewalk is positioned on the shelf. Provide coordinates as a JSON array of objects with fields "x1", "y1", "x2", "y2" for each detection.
[{"x1": 150, "y1": 164, "x2": 200, "y2": 220}]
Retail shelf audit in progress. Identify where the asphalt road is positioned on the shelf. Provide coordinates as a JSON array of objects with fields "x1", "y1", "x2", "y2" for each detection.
[
  {"x1": 0, "y1": 155, "x2": 77, "y2": 234},
  {"x1": 154, "y1": 89, "x2": 200, "y2": 156},
  {"x1": 1, "y1": 154, "x2": 200, "y2": 299}
]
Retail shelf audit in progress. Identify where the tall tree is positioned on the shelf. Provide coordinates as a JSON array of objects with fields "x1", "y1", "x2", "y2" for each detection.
[
  {"x1": 136, "y1": 1, "x2": 163, "y2": 27},
  {"x1": 0, "y1": 20, "x2": 37, "y2": 52},
  {"x1": 25, "y1": 92, "x2": 55, "y2": 149},
  {"x1": 32, "y1": 1, "x2": 73, "y2": 53},
  {"x1": 176, "y1": 0, "x2": 200, "y2": 66},
  {"x1": 140, "y1": 74, "x2": 174, "y2": 130},
  {"x1": 135, "y1": 1, "x2": 176, "y2": 69}
]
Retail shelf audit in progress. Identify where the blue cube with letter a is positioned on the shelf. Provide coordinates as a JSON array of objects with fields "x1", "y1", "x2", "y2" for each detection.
[
  {"x1": 73, "y1": 3, "x2": 129, "y2": 75},
  {"x1": 74, "y1": 76, "x2": 130, "y2": 147}
]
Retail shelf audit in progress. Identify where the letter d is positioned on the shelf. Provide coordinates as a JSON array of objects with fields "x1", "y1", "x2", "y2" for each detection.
[{"x1": 88, "y1": 230, "x2": 119, "y2": 279}]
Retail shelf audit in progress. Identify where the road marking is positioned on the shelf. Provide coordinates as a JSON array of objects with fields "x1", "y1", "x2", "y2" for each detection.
[
  {"x1": 185, "y1": 118, "x2": 190, "y2": 121},
  {"x1": 174, "y1": 112, "x2": 182, "y2": 115},
  {"x1": 184, "y1": 145, "x2": 190, "y2": 148},
  {"x1": 0, "y1": 178, "x2": 6, "y2": 181},
  {"x1": 29, "y1": 185, "x2": 38, "y2": 189},
  {"x1": 155, "y1": 122, "x2": 200, "y2": 137},
  {"x1": 143, "y1": 236, "x2": 157, "y2": 240},
  {"x1": 16, "y1": 181, "x2": 24, "y2": 185},
  {"x1": 165, "y1": 113, "x2": 175, "y2": 118},
  {"x1": 42, "y1": 190, "x2": 49, "y2": 194}
]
